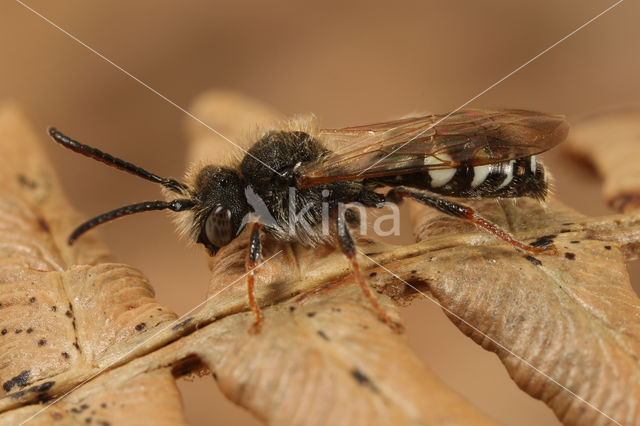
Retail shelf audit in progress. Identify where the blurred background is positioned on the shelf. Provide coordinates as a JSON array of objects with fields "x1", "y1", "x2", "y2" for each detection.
[{"x1": 1, "y1": 1, "x2": 638, "y2": 425}]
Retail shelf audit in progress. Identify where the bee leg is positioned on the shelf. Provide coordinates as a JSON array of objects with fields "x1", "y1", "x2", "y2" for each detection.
[
  {"x1": 336, "y1": 209, "x2": 404, "y2": 333},
  {"x1": 387, "y1": 187, "x2": 557, "y2": 255},
  {"x1": 246, "y1": 222, "x2": 263, "y2": 333}
]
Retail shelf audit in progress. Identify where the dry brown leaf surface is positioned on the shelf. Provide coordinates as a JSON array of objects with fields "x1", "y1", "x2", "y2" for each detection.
[{"x1": 0, "y1": 96, "x2": 639, "y2": 426}]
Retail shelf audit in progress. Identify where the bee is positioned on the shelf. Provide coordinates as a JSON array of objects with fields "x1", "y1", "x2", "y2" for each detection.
[{"x1": 49, "y1": 109, "x2": 568, "y2": 332}]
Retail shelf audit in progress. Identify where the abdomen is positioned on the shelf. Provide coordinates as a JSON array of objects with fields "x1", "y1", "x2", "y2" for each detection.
[{"x1": 372, "y1": 156, "x2": 548, "y2": 200}]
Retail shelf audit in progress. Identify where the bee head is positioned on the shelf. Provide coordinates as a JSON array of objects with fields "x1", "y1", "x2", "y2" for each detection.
[{"x1": 189, "y1": 166, "x2": 250, "y2": 255}]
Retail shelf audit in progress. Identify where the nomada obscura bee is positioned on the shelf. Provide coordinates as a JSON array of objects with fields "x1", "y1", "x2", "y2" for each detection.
[{"x1": 49, "y1": 109, "x2": 568, "y2": 332}]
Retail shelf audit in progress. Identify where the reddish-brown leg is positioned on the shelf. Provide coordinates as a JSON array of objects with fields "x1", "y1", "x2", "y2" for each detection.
[
  {"x1": 466, "y1": 211, "x2": 557, "y2": 255},
  {"x1": 337, "y1": 209, "x2": 403, "y2": 332},
  {"x1": 246, "y1": 222, "x2": 263, "y2": 333},
  {"x1": 388, "y1": 187, "x2": 557, "y2": 255}
]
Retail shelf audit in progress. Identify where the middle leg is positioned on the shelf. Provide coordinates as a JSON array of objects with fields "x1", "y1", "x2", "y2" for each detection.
[{"x1": 336, "y1": 207, "x2": 403, "y2": 332}]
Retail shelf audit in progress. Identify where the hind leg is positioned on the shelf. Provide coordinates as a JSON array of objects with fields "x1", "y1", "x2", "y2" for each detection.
[{"x1": 387, "y1": 186, "x2": 556, "y2": 255}]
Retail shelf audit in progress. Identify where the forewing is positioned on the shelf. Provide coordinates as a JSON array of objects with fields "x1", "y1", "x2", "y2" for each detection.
[{"x1": 296, "y1": 109, "x2": 568, "y2": 187}]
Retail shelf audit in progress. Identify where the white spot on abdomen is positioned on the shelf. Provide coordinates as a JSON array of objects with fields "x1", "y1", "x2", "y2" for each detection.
[
  {"x1": 498, "y1": 160, "x2": 515, "y2": 188},
  {"x1": 471, "y1": 164, "x2": 491, "y2": 188},
  {"x1": 530, "y1": 156, "x2": 537, "y2": 173},
  {"x1": 424, "y1": 153, "x2": 456, "y2": 187}
]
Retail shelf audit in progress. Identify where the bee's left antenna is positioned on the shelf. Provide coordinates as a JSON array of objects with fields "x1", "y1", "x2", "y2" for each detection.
[
  {"x1": 48, "y1": 127, "x2": 188, "y2": 194},
  {"x1": 68, "y1": 199, "x2": 195, "y2": 244}
]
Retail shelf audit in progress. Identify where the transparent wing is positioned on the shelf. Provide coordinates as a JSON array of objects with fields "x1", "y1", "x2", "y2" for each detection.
[{"x1": 296, "y1": 109, "x2": 568, "y2": 187}]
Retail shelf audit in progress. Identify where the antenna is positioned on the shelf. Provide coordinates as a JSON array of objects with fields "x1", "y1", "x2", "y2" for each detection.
[
  {"x1": 68, "y1": 199, "x2": 195, "y2": 244},
  {"x1": 48, "y1": 128, "x2": 196, "y2": 244},
  {"x1": 48, "y1": 127, "x2": 189, "y2": 193}
]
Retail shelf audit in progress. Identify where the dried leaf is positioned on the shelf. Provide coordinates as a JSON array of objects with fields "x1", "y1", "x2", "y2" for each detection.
[
  {"x1": 407, "y1": 197, "x2": 640, "y2": 425},
  {"x1": 0, "y1": 106, "x2": 183, "y2": 423},
  {"x1": 1, "y1": 97, "x2": 639, "y2": 426},
  {"x1": 565, "y1": 106, "x2": 640, "y2": 213}
]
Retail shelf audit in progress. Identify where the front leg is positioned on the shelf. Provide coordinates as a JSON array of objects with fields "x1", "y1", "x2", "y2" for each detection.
[
  {"x1": 336, "y1": 207, "x2": 403, "y2": 332},
  {"x1": 387, "y1": 186, "x2": 557, "y2": 255},
  {"x1": 246, "y1": 222, "x2": 263, "y2": 332}
]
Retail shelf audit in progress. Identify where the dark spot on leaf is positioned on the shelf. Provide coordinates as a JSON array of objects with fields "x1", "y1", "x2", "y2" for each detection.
[
  {"x1": 562, "y1": 222, "x2": 574, "y2": 226},
  {"x1": 570, "y1": 240, "x2": 580, "y2": 244},
  {"x1": 62, "y1": 352, "x2": 70, "y2": 359},
  {"x1": 127, "y1": 305, "x2": 136, "y2": 310},
  {"x1": 350, "y1": 368, "x2": 378, "y2": 393},
  {"x1": 212, "y1": 372, "x2": 218, "y2": 381},
  {"x1": 84, "y1": 417, "x2": 91, "y2": 424},
  {"x1": 100, "y1": 403, "x2": 107, "y2": 409},
  {"x1": 565, "y1": 252, "x2": 576, "y2": 260},
  {"x1": 37, "y1": 218, "x2": 50, "y2": 233},
  {"x1": 604, "y1": 245, "x2": 612, "y2": 250},
  {"x1": 1, "y1": 329, "x2": 7, "y2": 335},
  {"x1": 73, "y1": 342, "x2": 80, "y2": 350},
  {"x1": 306, "y1": 312, "x2": 316, "y2": 318},
  {"x1": 559, "y1": 229, "x2": 571, "y2": 233},
  {"x1": 530, "y1": 234, "x2": 556, "y2": 247},
  {"x1": 65, "y1": 310, "x2": 73, "y2": 318},
  {"x1": 51, "y1": 305, "x2": 57, "y2": 312},
  {"x1": 317, "y1": 330, "x2": 330, "y2": 341},
  {"x1": 30, "y1": 381, "x2": 54, "y2": 393},
  {"x1": 3, "y1": 370, "x2": 30, "y2": 392},
  {"x1": 10, "y1": 390, "x2": 27, "y2": 399},
  {"x1": 331, "y1": 307, "x2": 341, "y2": 312},
  {"x1": 134, "y1": 322, "x2": 146, "y2": 331},
  {"x1": 38, "y1": 339, "x2": 47, "y2": 346},
  {"x1": 172, "y1": 317, "x2": 193, "y2": 330},
  {"x1": 170, "y1": 354, "x2": 204, "y2": 378},
  {"x1": 15, "y1": 329, "x2": 22, "y2": 334},
  {"x1": 288, "y1": 306, "x2": 295, "y2": 312},
  {"x1": 27, "y1": 328, "x2": 33, "y2": 333},
  {"x1": 369, "y1": 272, "x2": 377, "y2": 278},
  {"x1": 410, "y1": 269, "x2": 417, "y2": 274},
  {"x1": 526, "y1": 256, "x2": 542, "y2": 266},
  {"x1": 72, "y1": 403, "x2": 90, "y2": 414},
  {"x1": 17, "y1": 174, "x2": 37, "y2": 189},
  {"x1": 29, "y1": 297, "x2": 36, "y2": 303}
]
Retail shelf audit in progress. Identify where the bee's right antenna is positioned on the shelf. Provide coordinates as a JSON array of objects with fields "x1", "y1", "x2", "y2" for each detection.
[{"x1": 48, "y1": 127, "x2": 189, "y2": 194}]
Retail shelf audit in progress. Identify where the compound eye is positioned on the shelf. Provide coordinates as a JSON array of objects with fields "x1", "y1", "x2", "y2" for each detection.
[{"x1": 204, "y1": 206, "x2": 233, "y2": 247}]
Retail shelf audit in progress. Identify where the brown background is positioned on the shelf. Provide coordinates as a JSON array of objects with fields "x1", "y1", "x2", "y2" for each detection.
[{"x1": 1, "y1": 1, "x2": 638, "y2": 425}]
